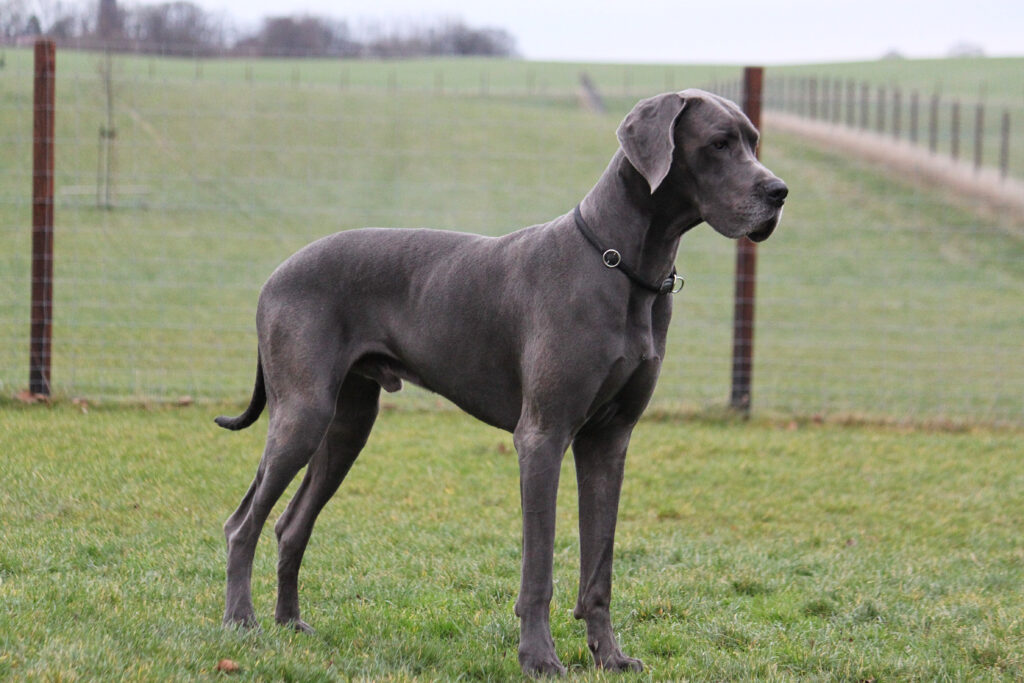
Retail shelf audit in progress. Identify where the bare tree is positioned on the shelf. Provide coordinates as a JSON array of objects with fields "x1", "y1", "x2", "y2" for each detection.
[
  {"x1": 0, "y1": 1, "x2": 516, "y2": 60},
  {"x1": 0, "y1": 0, "x2": 86, "y2": 41},
  {"x1": 97, "y1": 0, "x2": 122, "y2": 40},
  {"x1": 123, "y1": 1, "x2": 224, "y2": 54},
  {"x1": 429, "y1": 21, "x2": 516, "y2": 57},
  {"x1": 236, "y1": 15, "x2": 356, "y2": 57},
  {"x1": 362, "y1": 19, "x2": 518, "y2": 58},
  {"x1": 0, "y1": 0, "x2": 29, "y2": 39}
]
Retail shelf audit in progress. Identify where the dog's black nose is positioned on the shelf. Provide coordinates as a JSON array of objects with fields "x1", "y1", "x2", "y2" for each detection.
[{"x1": 761, "y1": 178, "x2": 789, "y2": 207}]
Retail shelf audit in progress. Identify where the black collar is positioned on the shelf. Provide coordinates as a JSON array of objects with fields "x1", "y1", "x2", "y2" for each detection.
[{"x1": 574, "y1": 205, "x2": 683, "y2": 295}]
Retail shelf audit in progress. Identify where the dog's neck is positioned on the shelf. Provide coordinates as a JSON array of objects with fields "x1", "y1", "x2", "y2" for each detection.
[{"x1": 578, "y1": 151, "x2": 702, "y2": 292}]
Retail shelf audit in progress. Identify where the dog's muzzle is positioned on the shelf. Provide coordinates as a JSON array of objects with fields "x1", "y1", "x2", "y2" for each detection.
[{"x1": 748, "y1": 178, "x2": 788, "y2": 242}]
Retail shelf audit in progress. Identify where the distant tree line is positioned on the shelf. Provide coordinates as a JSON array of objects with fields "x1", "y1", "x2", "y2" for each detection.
[{"x1": 0, "y1": 0, "x2": 518, "y2": 58}]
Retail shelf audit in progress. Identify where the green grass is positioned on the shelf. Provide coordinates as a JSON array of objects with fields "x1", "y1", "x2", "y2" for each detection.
[
  {"x1": 1, "y1": 51, "x2": 1022, "y2": 424},
  {"x1": 1, "y1": 404, "x2": 1022, "y2": 679}
]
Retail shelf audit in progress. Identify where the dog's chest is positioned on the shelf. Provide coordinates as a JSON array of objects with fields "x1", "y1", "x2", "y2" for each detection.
[
  {"x1": 622, "y1": 299, "x2": 663, "y2": 359},
  {"x1": 585, "y1": 314, "x2": 662, "y2": 413}
]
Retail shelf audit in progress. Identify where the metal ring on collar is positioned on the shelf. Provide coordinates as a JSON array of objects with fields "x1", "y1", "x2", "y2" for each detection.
[
  {"x1": 602, "y1": 249, "x2": 621, "y2": 268},
  {"x1": 670, "y1": 273, "x2": 685, "y2": 294}
]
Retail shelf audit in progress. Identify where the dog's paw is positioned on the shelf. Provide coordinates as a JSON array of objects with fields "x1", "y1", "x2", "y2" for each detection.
[
  {"x1": 588, "y1": 636, "x2": 643, "y2": 672},
  {"x1": 222, "y1": 614, "x2": 261, "y2": 632},
  {"x1": 519, "y1": 650, "x2": 567, "y2": 677},
  {"x1": 278, "y1": 618, "x2": 315, "y2": 635},
  {"x1": 597, "y1": 651, "x2": 644, "y2": 672}
]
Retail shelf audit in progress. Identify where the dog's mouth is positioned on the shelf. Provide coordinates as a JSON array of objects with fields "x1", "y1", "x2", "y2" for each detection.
[
  {"x1": 705, "y1": 200, "x2": 785, "y2": 244},
  {"x1": 747, "y1": 215, "x2": 779, "y2": 243},
  {"x1": 745, "y1": 181, "x2": 787, "y2": 242}
]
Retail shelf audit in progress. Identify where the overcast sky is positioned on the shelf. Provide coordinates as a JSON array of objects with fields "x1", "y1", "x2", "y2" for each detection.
[{"x1": 198, "y1": 0, "x2": 1023, "y2": 64}]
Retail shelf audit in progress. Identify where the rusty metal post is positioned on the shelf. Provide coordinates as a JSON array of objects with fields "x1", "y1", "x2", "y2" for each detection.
[
  {"x1": 30, "y1": 40, "x2": 56, "y2": 396},
  {"x1": 729, "y1": 66, "x2": 763, "y2": 415}
]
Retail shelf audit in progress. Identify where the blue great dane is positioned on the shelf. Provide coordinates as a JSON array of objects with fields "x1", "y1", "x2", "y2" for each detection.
[{"x1": 217, "y1": 89, "x2": 787, "y2": 675}]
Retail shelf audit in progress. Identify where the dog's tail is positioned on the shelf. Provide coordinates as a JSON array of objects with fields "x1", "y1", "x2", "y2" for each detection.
[{"x1": 215, "y1": 351, "x2": 266, "y2": 431}]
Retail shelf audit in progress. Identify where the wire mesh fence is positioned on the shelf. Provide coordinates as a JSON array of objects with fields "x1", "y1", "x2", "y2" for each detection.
[
  {"x1": 778, "y1": 60, "x2": 1024, "y2": 179},
  {"x1": 2, "y1": 47, "x2": 1022, "y2": 426}
]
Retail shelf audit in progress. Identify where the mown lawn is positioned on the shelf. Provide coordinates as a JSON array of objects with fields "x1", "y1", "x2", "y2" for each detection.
[{"x1": 1, "y1": 403, "x2": 1021, "y2": 680}]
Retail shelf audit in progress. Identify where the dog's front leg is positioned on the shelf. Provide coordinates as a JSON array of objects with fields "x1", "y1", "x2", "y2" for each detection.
[
  {"x1": 513, "y1": 422, "x2": 571, "y2": 676},
  {"x1": 571, "y1": 421, "x2": 644, "y2": 672}
]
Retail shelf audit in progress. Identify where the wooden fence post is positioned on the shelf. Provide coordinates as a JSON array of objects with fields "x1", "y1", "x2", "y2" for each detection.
[
  {"x1": 893, "y1": 88, "x2": 902, "y2": 139},
  {"x1": 929, "y1": 93, "x2": 939, "y2": 153},
  {"x1": 910, "y1": 90, "x2": 919, "y2": 144},
  {"x1": 846, "y1": 79, "x2": 855, "y2": 127},
  {"x1": 951, "y1": 100, "x2": 961, "y2": 161},
  {"x1": 860, "y1": 82, "x2": 870, "y2": 129},
  {"x1": 876, "y1": 86, "x2": 886, "y2": 133},
  {"x1": 999, "y1": 110, "x2": 1011, "y2": 179},
  {"x1": 30, "y1": 39, "x2": 56, "y2": 396},
  {"x1": 974, "y1": 102, "x2": 984, "y2": 171},
  {"x1": 833, "y1": 78, "x2": 842, "y2": 124},
  {"x1": 729, "y1": 66, "x2": 763, "y2": 415}
]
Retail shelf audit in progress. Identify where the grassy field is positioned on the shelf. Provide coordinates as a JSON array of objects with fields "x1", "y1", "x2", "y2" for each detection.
[
  {"x1": 2, "y1": 51, "x2": 1022, "y2": 682},
  {"x1": 0, "y1": 404, "x2": 1021, "y2": 680},
  {"x1": 0, "y1": 51, "x2": 1022, "y2": 424}
]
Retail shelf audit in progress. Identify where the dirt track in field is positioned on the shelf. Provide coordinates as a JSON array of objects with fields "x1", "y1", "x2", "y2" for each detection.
[{"x1": 764, "y1": 111, "x2": 1024, "y2": 226}]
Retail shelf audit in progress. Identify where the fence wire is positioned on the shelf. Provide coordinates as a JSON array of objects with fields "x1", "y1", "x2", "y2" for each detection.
[{"x1": 1, "y1": 49, "x2": 1021, "y2": 426}]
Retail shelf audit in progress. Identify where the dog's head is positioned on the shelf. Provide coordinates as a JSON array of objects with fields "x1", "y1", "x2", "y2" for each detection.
[{"x1": 616, "y1": 89, "x2": 788, "y2": 242}]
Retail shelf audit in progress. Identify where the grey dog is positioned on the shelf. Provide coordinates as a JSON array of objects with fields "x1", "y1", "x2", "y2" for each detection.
[{"x1": 217, "y1": 89, "x2": 787, "y2": 676}]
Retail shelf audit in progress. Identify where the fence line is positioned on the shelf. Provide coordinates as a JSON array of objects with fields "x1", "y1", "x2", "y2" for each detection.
[
  {"x1": 761, "y1": 75, "x2": 1018, "y2": 181},
  {"x1": 762, "y1": 111, "x2": 1024, "y2": 219},
  {"x1": 1, "y1": 48, "x2": 1022, "y2": 425}
]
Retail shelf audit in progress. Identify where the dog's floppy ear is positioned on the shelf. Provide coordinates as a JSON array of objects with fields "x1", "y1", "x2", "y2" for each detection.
[{"x1": 616, "y1": 92, "x2": 689, "y2": 194}]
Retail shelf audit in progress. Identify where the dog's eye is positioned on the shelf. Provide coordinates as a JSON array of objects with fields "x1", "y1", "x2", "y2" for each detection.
[{"x1": 711, "y1": 139, "x2": 729, "y2": 151}]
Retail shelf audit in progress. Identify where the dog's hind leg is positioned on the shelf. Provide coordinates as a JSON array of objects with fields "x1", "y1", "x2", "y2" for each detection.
[
  {"x1": 273, "y1": 373, "x2": 381, "y2": 632},
  {"x1": 223, "y1": 387, "x2": 339, "y2": 629}
]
